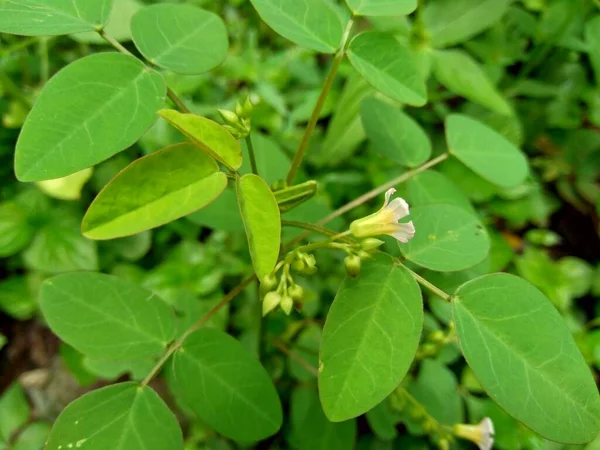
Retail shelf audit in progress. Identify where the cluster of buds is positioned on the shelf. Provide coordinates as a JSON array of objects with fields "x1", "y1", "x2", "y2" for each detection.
[
  {"x1": 416, "y1": 323, "x2": 456, "y2": 360},
  {"x1": 342, "y1": 237, "x2": 384, "y2": 278},
  {"x1": 218, "y1": 95, "x2": 255, "y2": 139}
]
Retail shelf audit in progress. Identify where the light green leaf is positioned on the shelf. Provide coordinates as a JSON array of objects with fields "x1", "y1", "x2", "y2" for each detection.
[
  {"x1": 0, "y1": 203, "x2": 35, "y2": 257},
  {"x1": 45, "y1": 383, "x2": 183, "y2": 450},
  {"x1": 347, "y1": 32, "x2": 426, "y2": 106},
  {"x1": 406, "y1": 170, "x2": 475, "y2": 214},
  {"x1": 0, "y1": 0, "x2": 114, "y2": 36},
  {"x1": 36, "y1": 168, "x2": 93, "y2": 201},
  {"x1": 13, "y1": 422, "x2": 51, "y2": 450},
  {"x1": 131, "y1": 4, "x2": 228, "y2": 74},
  {"x1": 453, "y1": 273, "x2": 600, "y2": 443},
  {"x1": 186, "y1": 188, "x2": 244, "y2": 231},
  {"x1": 399, "y1": 204, "x2": 490, "y2": 272},
  {"x1": 170, "y1": 329, "x2": 283, "y2": 442},
  {"x1": 72, "y1": 0, "x2": 142, "y2": 43},
  {"x1": 432, "y1": 49, "x2": 512, "y2": 115},
  {"x1": 0, "y1": 384, "x2": 30, "y2": 442},
  {"x1": 237, "y1": 174, "x2": 281, "y2": 280},
  {"x1": 158, "y1": 109, "x2": 242, "y2": 171},
  {"x1": 82, "y1": 143, "x2": 227, "y2": 240},
  {"x1": 249, "y1": 0, "x2": 344, "y2": 53},
  {"x1": 319, "y1": 254, "x2": 423, "y2": 421},
  {"x1": 345, "y1": 0, "x2": 416, "y2": 16},
  {"x1": 15, "y1": 53, "x2": 166, "y2": 181},
  {"x1": 40, "y1": 272, "x2": 175, "y2": 360},
  {"x1": 445, "y1": 114, "x2": 529, "y2": 188},
  {"x1": 423, "y1": 0, "x2": 512, "y2": 48},
  {"x1": 361, "y1": 97, "x2": 431, "y2": 167},
  {"x1": 24, "y1": 214, "x2": 98, "y2": 274}
]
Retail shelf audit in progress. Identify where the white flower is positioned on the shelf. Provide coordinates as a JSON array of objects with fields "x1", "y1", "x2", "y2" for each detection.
[
  {"x1": 453, "y1": 417, "x2": 495, "y2": 450},
  {"x1": 350, "y1": 188, "x2": 415, "y2": 243}
]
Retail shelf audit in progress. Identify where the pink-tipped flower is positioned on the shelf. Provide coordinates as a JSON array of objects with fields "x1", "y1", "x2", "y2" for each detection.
[
  {"x1": 350, "y1": 188, "x2": 415, "y2": 243},
  {"x1": 453, "y1": 417, "x2": 495, "y2": 450}
]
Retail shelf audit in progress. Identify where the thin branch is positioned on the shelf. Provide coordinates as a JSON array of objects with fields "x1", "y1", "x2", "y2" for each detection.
[
  {"x1": 245, "y1": 134, "x2": 259, "y2": 175},
  {"x1": 271, "y1": 339, "x2": 319, "y2": 377},
  {"x1": 398, "y1": 262, "x2": 452, "y2": 302}
]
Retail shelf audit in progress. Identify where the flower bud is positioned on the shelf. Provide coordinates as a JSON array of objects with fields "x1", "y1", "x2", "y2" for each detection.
[
  {"x1": 360, "y1": 238, "x2": 385, "y2": 252},
  {"x1": 437, "y1": 438, "x2": 450, "y2": 450},
  {"x1": 262, "y1": 292, "x2": 281, "y2": 316},
  {"x1": 291, "y1": 258, "x2": 305, "y2": 272},
  {"x1": 261, "y1": 274, "x2": 278, "y2": 291},
  {"x1": 242, "y1": 96, "x2": 254, "y2": 116},
  {"x1": 288, "y1": 284, "x2": 304, "y2": 302},
  {"x1": 453, "y1": 418, "x2": 494, "y2": 450},
  {"x1": 280, "y1": 295, "x2": 294, "y2": 315},
  {"x1": 421, "y1": 343, "x2": 437, "y2": 356},
  {"x1": 303, "y1": 265, "x2": 318, "y2": 275},
  {"x1": 235, "y1": 101, "x2": 244, "y2": 117},
  {"x1": 357, "y1": 250, "x2": 372, "y2": 260},
  {"x1": 303, "y1": 254, "x2": 316, "y2": 267},
  {"x1": 344, "y1": 255, "x2": 361, "y2": 278},
  {"x1": 429, "y1": 330, "x2": 445, "y2": 343},
  {"x1": 218, "y1": 108, "x2": 239, "y2": 126}
]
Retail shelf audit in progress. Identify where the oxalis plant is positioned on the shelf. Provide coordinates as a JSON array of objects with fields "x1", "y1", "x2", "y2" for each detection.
[{"x1": 1, "y1": 0, "x2": 599, "y2": 449}]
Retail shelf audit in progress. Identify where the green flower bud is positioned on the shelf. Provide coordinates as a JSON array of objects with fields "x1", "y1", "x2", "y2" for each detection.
[
  {"x1": 429, "y1": 330, "x2": 445, "y2": 343},
  {"x1": 437, "y1": 438, "x2": 450, "y2": 450},
  {"x1": 235, "y1": 101, "x2": 244, "y2": 117},
  {"x1": 291, "y1": 258, "x2": 305, "y2": 272},
  {"x1": 303, "y1": 265, "x2": 318, "y2": 275},
  {"x1": 242, "y1": 96, "x2": 254, "y2": 116},
  {"x1": 421, "y1": 342, "x2": 437, "y2": 356},
  {"x1": 218, "y1": 108, "x2": 239, "y2": 126},
  {"x1": 303, "y1": 254, "x2": 316, "y2": 267},
  {"x1": 280, "y1": 295, "x2": 294, "y2": 315},
  {"x1": 288, "y1": 284, "x2": 304, "y2": 301},
  {"x1": 357, "y1": 250, "x2": 372, "y2": 260},
  {"x1": 261, "y1": 273, "x2": 278, "y2": 291},
  {"x1": 344, "y1": 254, "x2": 361, "y2": 278},
  {"x1": 262, "y1": 292, "x2": 281, "y2": 316},
  {"x1": 361, "y1": 238, "x2": 385, "y2": 252}
]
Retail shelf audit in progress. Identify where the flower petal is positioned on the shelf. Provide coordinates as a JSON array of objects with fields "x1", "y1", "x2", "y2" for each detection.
[
  {"x1": 391, "y1": 221, "x2": 415, "y2": 243},
  {"x1": 387, "y1": 197, "x2": 410, "y2": 221},
  {"x1": 383, "y1": 188, "x2": 396, "y2": 208}
]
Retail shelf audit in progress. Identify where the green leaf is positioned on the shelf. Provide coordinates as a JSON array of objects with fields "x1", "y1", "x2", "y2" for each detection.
[
  {"x1": 240, "y1": 133, "x2": 290, "y2": 185},
  {"x1": 360, "y1": 97, "x2": 431, "y2": 167},
  {"x1": 291, "y1": 387, "x2": 357, "y2": 450},
  {"x1": 40, "y1": 272, "x2": 175, "y2": 360},
  {"x1": 365, "y1": 399, "x2": 398, "y2": 441},
  {"x1": 170, "y1": 329, "x2": 283, "y2": 442},
  {"x1": 158, "y1": 109, "x2": 242, "y2": 171},
  {"x1": 432, "y1": 49, "x2": 512, "y2": 115},
  {"x1": 72, "y1": 0, "x2": 142, "y2": 44},
  {"x1": 237, "y1": 174, "x2": 281, "y2": 280},
  {"x1": 0, "y1": 203, "x2": 35, "y2": 257},
  {"x1": 445, "y1": 114, "x2": 529, "y2": 188},
  {"x1": 345, "y1": 0, "x2": 416, "y2": 16},
  {"x1": 0, "y1": 0, "x2": 114, "y2": 36},
  {"x1": 319, "y1": 254, "x2": 423, "y2": 421},
  {"x1": 453, "y1": 273, "x2": 600, "y2": 443},
  {"x1": 249, "y1": 0, "x2": 344, "y2": 53},
  {"x1": 0, "y1": 277, "x2": 36, "y2": 320},
  {"x1": 13, "y1": 422, "x2": 51, "y2": 450},
  {"x1": 82, "y1": 143, "x2": 227, "y2": 240},
  {"x1": 24, "y1": 214, "x2": 98, "y2": 274},
  {"x1": 586, "y1": 16, "x2": 600, "y2": 86},
  {"x1": 406, "y1": 170, "x2": 475, "y2": 214},
  {"x1": 131, "y1": 4, "x2": 228, "y2": 74},
  {"x1": 399, "y1": 204, "x2": 490, "y2": 272},
  {"x1": 422, "y1": 0, "x2": 512, "y2": 48},
  {"x1": 45, "y1": 383, "x2": 183, "y2": 450},
  {"x1": 36, "y1": 168, "x2": 93, "y2": 201},
  {"x1": 347, "y1": 32, "x2": 426, "y2": 106},
  {"x1": 15, "y1": 53, "x2": 166, "y2": 181},
  {"x1": 0, "y1": 384, "x2": 30, "y2": 442},
  {"x1": 186, "y1": 188, "x2": 244, "y2": 231}
]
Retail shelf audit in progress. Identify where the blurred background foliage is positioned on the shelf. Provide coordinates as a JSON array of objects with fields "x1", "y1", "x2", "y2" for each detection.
[{"x1": 0, "y1": 0, "x2": 599, "y2": 449}]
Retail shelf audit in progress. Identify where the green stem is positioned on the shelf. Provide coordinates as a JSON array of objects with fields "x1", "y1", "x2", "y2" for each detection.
[
  {"x1": 281, "y1": 220, "x2": 352, "y2": 240},
  {"x1": 0, "y1": 36, "x2": 41, "y2": 57},
  {"x1": 286, "y1": 18, "x2": 355, "y2": 186},
  {"x1": 399, "y1": 263, "x2": 452, "y2": 302},
  {"x1": 97, "y1": 29, "x2": 191, "y2": 114},
  {"x1": 245, "y1": 134, "x2": 259, "y2": 175},
  {"x1": 141, "y1": 275, "x2": 255, "y2": 387},
  {"x1": 396, "y1": 387, "x2": 452, "y2": 433}
]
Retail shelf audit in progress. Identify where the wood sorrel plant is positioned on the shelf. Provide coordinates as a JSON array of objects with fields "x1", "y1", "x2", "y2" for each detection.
[{"x1": 1, "y1": 0, "x2": 599, "y2": 449}]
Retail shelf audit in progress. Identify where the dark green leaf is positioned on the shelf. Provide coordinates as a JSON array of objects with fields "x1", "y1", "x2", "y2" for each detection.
[
  {"x1": 0, "y1": 203, "x2": 34, "y2": 257},
  {"x1": 131, "y1": 4, "x2": 228, "y2": 74},
  {"x1": 319, "y1": 254, "x2": 423, "y2": 421},
  {"x1": 170, "y1": 329, "x2": 283, "y2": 442},
  {"x1": 15, "y1": 53, "x2": 166, "y2": 181}
]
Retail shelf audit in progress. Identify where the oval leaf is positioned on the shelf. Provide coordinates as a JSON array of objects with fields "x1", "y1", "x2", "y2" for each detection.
[
  {"x1": 40, "y1": 272, "x2": 175, "y2": 360},
  {"x1": 15, "y1": 53, "x2": 166, "y2": 181},
  {"x1": 433, "y1": 49, "x2": 512, "y2": 116},
  {"x1": 347, "y1": 31, "x2": 426, "y2": 106},
  {"x1": 345, "y1": 0, "x2": 416, "y2": 16},
  {"x1": 131, "y1": 4, "x2": 229, "y2": 74},
  {"x1": 45, "y1": 383, "x2": 183, "y2": 450},
  {"x1": 446, "y1": 114, "x2": 529, "y2": 188},
  {"x1": 237, "y1": 174, "x2": 281, "y2": 280},
  {"x1": 423, "y1": 0, "x2": 512, "y2": 48},
  {"x1": 0, "y1": 0, "x2": 114, "y2": 36},
  {"x1": 399, "y1": 204, "x2": 490, "y2": 272},
  {"x1": 361, "y1": 97, "x2": 431, "y2": 167},
  {"x1": 249, "y1": 0, "x2": 344, "y2": 53},
  {"x1": 319, "y1": 254, "x2": 423, "y2": 421},
  {"x1": 82, "y1": 143, "x2": 227, "y2": 240},
  {"x1": 453, "y1": 274, "x2": 600, "y2": 443},
  {"x1": 406, "y1": 170, "x2": 475, "y2": 214},
  {"x1": 170, "y1": 328, "x2": 283, "y2": 442},
  {"x1": 158, "y1": 109, "x2": 242, "y2": 171}
]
